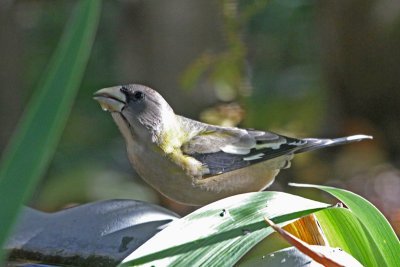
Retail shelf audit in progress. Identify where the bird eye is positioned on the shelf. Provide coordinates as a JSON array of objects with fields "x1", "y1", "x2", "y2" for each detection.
[{"x1": 132, "y1": 91, "x2": 145, "y2": 101}]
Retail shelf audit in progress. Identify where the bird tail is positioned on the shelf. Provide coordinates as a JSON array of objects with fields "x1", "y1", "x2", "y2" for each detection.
[{"x1": 294, "y1": 134, "x2": 372, "y2": 154}]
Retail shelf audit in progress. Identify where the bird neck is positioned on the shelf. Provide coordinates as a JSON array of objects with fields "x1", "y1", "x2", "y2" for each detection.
[{"x1": 156, "y1": 112, "x2": 186, "y2": 154}]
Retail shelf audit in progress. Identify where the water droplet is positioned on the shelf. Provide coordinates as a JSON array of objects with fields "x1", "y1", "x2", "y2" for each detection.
[{"x1": 242, "y1": 229, "x2": 251, "y2": 235}]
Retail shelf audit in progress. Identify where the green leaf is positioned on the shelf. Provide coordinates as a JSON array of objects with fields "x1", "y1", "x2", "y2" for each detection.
[
  {"x1": 119, "y1": 191, "x2": 330, "y2": 266},
  {"x1": 0, "y1": 0, "x2": 101, "y2": 262},
  {"x1": 291, "y1": 183, "x2": 400, "y2": 267},
  {"x1": 242, "y1": 246, "x2": 363, "y2": 267},
  {"x1": 316, "y1": 208, "x2": 387, "y2": 267}
]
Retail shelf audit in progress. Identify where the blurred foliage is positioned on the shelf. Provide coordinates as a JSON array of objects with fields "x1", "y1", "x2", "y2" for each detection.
[
  {"x1": 0, "y1": 0, "x2": 101, "y2": 262},
  {"x1": 0, "y1": 0, "x2": 399, "y2": 236},
  {"x1": 181, "y1": 0, "x2": 325, "y2": 134}
]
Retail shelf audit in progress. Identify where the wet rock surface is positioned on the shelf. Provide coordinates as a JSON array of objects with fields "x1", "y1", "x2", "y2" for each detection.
[{"x1": 5, "y1": 200, "x2": 179, "y2": 266}]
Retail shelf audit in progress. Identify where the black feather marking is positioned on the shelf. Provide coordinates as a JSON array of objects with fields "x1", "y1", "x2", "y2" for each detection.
[
  {"x1": 188, "y1": 139, "x2": 304, "y2": 175},
  {"x1": 189, "y1": 151, "x2": 251, "y2": 174},
  {"x1": 185, "y1": 134, "x2": 371, "y2": 176}
]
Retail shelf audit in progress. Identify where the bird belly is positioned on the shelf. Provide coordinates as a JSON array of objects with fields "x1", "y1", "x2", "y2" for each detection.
[
  {"x1": 190, "y1": 155, "x2": 291, "y2": 204},
  {"x1": 126, "y1": 140, "x2": 292, "y2": 206}
]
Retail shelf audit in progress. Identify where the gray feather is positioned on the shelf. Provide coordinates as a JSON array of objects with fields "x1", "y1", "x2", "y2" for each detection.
[
  {"x1": 294, "y1": 135, "x2": 372, "y2": 154},
  {"x1": 181, "y1": 119, "x2": 372, "y2": 176},
  {"x1": 180, "y1": 119, "x2": 305, "y2": 175}
]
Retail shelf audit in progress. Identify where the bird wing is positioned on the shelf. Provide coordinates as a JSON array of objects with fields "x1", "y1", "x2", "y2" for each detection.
[
  {"x1": 180, "y1": 120, "x2": 306, "y2": 176},
  {"x1": 179, "y1": 117, "x2": 372, "y2": 176}
]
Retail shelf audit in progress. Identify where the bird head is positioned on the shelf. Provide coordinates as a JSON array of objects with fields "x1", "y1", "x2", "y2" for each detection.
[{"x1": 93, "y1": 84, "x2": 176, "y2": 144}]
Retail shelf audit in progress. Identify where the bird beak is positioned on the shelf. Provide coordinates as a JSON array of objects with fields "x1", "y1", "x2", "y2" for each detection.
[{"x1": 93, "y1": 87, "x2": 126, "y2": 112}]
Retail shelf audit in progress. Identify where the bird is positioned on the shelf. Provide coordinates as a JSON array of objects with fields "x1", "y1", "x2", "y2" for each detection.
[{"x1": 93, "y1": 84, "x2": 372, "y2": 206}]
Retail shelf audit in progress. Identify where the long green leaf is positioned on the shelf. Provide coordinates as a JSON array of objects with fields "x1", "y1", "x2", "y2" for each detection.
[
  {"x1": 242, "y1": 246, "x2": 363, "y2": 267},
  {"x1": 119, "y1": 191, "x2": 330, "y2": 266},
  {"x1": 316, "y1": 207, "x2": 387, "y2": 267},
  {"x1": 291, "y1": 183, "x2": 400, "y2": 267},
  {"x1": 0, "y1": 1, "x2": 101, "y2": 262}
]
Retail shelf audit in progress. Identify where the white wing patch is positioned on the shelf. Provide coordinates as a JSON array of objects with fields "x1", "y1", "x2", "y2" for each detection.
[
  {"x1": 346, "y1": 134, "x2": 373, "y2": 141},
  {"x1": 287, "y1": 140, "x2": 307, "y2": 146},
  {"x1": 255, "y1": 139, "x2": 286, "y2": 150},
  {"x1": 243, "y1": 153, "x2": 264, "y2": 161},
  {"x1": 221, "y1": 144, "x2": 250, "y2": 155}
]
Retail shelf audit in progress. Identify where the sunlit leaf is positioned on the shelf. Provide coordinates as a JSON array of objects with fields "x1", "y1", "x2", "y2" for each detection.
[
  {"x1": 283, "y1": 214, "x2": 327, "y2": 246},
  {"x1": 119, "y1": 191, "x2": 329, "y2": 266},
  {"x1": 264, "y1": 216, "x2": 351, "y2": 267},
  {"x1": 238, "y1": 214, "x2": 326, "y2": 266},
  {"x1": 291, "y1": 183, "x2": 400, "y2": 267},
  {"x1": 315, "y1": 207, "x2": 386, "y2": 266},
  {"x1": 244, "y1": 246, "x2": 363, "y2": 267}
]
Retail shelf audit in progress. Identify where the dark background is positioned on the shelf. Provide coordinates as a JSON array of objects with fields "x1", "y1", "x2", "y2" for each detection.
[{"x1": 1, "y1": 0, "x2": 399, "y2": 233}]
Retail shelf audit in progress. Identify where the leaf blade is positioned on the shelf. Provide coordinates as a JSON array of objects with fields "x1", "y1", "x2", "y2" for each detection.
[
  {"x1": 316, "y1": 208, "x2": 387, "y2": 267},
  {"x1": 0, "y1": 0, "x2": 101, "y2": 262},
  {"x1": 291, "y1": 183, "x2": 400, "y2": 267},
  {"x1": 119, "y1": 191, "x2": 330, "y2": 266}
]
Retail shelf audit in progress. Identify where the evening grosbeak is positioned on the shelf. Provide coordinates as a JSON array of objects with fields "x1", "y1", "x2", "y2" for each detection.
[{"x1": 94, "y1": 84, "x2": 371, "y2": 205}]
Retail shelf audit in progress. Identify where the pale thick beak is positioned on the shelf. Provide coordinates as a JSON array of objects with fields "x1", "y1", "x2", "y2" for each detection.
[{"x1": 93, "y1": 87, "x2": 126, "y2": 112}]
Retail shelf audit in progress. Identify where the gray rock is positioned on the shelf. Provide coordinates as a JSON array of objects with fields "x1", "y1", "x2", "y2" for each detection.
[{"x1": 5, "y1": 199, "x2": 179, "y2": 266}]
